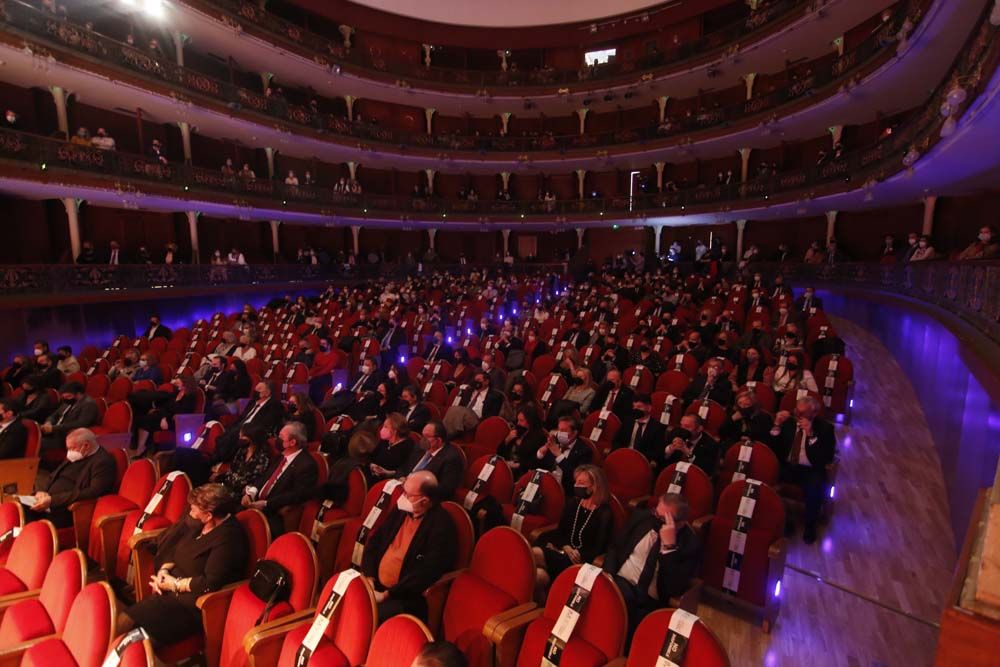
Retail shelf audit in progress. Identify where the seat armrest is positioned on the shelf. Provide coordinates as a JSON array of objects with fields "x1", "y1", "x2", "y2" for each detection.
[
  {"x1": 692, "y1": 514, "x2": 713, "y2": 543},
  {"x1": 669, "y1": 577, "x2": 703, "y2": 614},
  {"x1": 768, "y1": 538, "x2": 787, "y2": 562},
  {"x1": 0, "y1": 589, "x2": 42, "y2": 624},
  {"x1": 67, "y1": 498, "x2": 98, "y2": 550},
  {"x1": 482, "y1": 601, "x2": 537, "y2": 640},
  {"x1": 95, "y1": 511, "x2": 129, "y2": 577},
  {"x1": 0, "y1": 633, "x2": 58, "y2": 667},
  {"x1": 128, "y1": 528, "x2": 167, "y2": 602},
  {"x1": 198, "y1": 582, "x2": 245, "y2": 667},
  {"x1": 423, "y1": 569, "x2": 465, "y2": 637},
  {"x1": 243, "y1": 608, "x2": 315, "y2": 667},
  {"x1": 278, "y1": 505, "x2": 305, "y2": 536},
  {"x1": 527, "y1": 523, "x2": 557, "y2": 544},
  {"x1": 627, "y1": 495, "x2": 650, "y2": 510},
  {"x1": 314, "y1": 518, "x2": 353, "y2": 583},
  {"x1": 487, "y1": 604, "x2": 544, "y2": 667}
]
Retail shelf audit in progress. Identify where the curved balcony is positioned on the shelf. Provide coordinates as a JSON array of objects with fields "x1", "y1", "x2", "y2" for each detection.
[
  {"x1": 189, "y1": 0, "x2": 806, "y2": 93},
  {"x1": 0, "y1": 0, "x2": 914, "y2": 160}
]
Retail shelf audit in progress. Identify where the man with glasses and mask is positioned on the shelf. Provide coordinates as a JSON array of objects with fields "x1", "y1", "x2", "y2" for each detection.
[
  {"x1": 362, "y1": 470, "x2": 457, "y2": 623},
  {"x1": 25, "y1": 428, "x2": 115, "y2": 527},
  {"x1": 397, "y1": 421, "x2": 465, "y2": 500},
  {"x1": 242, "y1": 422, "x2": 318, "y2": 537},
  {"x1": 603, "y1": 492, "x2": 699, "y2": 641},
  {"x1": 536, "y1": 416, "x2": 592, "y2": 495}
]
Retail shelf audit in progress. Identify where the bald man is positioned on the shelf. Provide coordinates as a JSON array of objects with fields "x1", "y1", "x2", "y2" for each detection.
[{"x1": 361, "y1": 470, "x2": 457, "y2": 623}]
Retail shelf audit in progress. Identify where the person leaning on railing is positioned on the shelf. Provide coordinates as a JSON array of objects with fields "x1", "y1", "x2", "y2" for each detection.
[{"x1": 956, "y1": 225, "x2": 999, "y2": 260}]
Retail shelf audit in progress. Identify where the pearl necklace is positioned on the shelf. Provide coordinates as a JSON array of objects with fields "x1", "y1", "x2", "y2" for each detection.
[{"x1": 569, "y1": 502, "x2": 595, "y2": 550}]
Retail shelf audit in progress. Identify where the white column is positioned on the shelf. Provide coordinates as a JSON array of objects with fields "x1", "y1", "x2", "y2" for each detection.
[
  {"x1": 575, "y1": 228, "x2": 585, "y2": 249},
  {"x1": 427, "y1": 228, "x2": 437, "y2": 251},
  {"x1": 177, "y1": 121, "x2": 193, "y2": 164},
  {"x1": 502, "y1": 229, "x2": 511, "y2": 256},
  {"x1": 497, "y1": 50, "x2": 508, "y2": 71},
  {"x1": 347, "y1": 161, "x2": 359, "y2": 181},
  {"x1": 833, "y1": 36, "x2": 845, "y2": 57},
  {"x1": 424, "y1": 169, "x2": 436, "y2": 195},
  {"x1": 743, "y1": 73, "x2": 756, "y2": 100},
  {"x1": 344, "y1": 95, "x2": 356, "y2": 122},
  {"x1": 270, "y1": 220, "x2": 280, "y2": 259},
  {"x1": 825, "y1": 210, "x2": 838, "y2": 242},
  {"x1": 651, "y1": 224, "x2": 663, "y2": 254},
  {"x1": 172, "y1": 31, "x2": 187, "y2": 67},
  {"x1": 500, "y1": 172, "x2": 511, "y2": 191},
  {"x1": 739, "y1": 148, "x2": 752, "y2": 183},
  {"x1": 829, "y1": 125, "x2": 844, "y2": 147},
  {"x1": 500, "y1": 112, "x2": 512, "y2": 135},
  {"x1": 338, "y1": 25, "x2": 353, "y2": 49},
  {"x1": 576, "y1": 108, "x2": 589, "y2": 135},
  {"x1": 657, "y1": 96, "x2": 669, "y2": 123},
  {"x1": 735, "y1": 219, "x2": 747, "y2": 260},
  {"x1": 421, "y1": 43, "x2": 433, "y2": 68},
  {"x1": 922, "y1": 195, "x2": 937, "y2": 236},
  {"x1": 63, "y1": 198, "x2": 81, "y2": 262},
  {"x1": 260, "y1": 72, "x2": 273, "y2": 92},
  {"x1": 50, "y1": 86, "x2": 69, "y2": 136},
  {"x1": 185, "y1": 211, "x2": 200, "y2": 263},
  {"x1": 264, "y1": 147, "x2": 275, "y2": 179},
  {"x1": 350, "y1": 225, "x2": 361, "y2": 255},
  {"x1": 654, "y1": 162, "x2": 665, "y2": 191},
  {"x1": 424, "y1": 108, "x2": 436, "y2": 135},
  {"x1": 575, "y1": 169, "x2": 587, "y2": 200}
]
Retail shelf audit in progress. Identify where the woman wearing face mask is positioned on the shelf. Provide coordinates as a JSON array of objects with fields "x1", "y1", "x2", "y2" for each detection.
[
  {"x1": 369, "y1": 413, "x2": 414, "y2": 482},
  {"x1": 506, "y1": 379, "x2": 533, "y2": 414},
  {"x1": 498, "y1": 406, "x2": 546, "y2": 473},
  {"x1": 734, "y1": 345, "x2": 771, "y2": 388},
  {"x1": 119, "y1": 484, "x2": 248, "y2": 647},
  {"x1": 232, "y1": 335, "x2": 257, "y2": 361},
  {"x1": 771, "y1": 352, "x2": 818, "y2": 397},
  {"x1": 132, "y1": 352, "x2": 163, "y2": 384},
  {"x1": 3, "y1": 354, "x2": 33, "y2": 389},
  {"x1": 531, "y1": 465, "x2": 613, "y2": 595},
  {"x1": 286, "y1": 392, "x2": 318, "y2": 442},
  {"x1": 562, "y1": 367, "x2": 596, "y2": 414},
  {"x1": 450, "y1": 349, "x2": 474, "y2": 388},
  {"x1": 910, "y1": 235, "x2": 936, "y2": 261},
  {"x1": 134, "y1": 376, "x2": 199, "y2": 455},
  {"x1": 211, "y1": 426, "x2": 272, "y2": 494}
]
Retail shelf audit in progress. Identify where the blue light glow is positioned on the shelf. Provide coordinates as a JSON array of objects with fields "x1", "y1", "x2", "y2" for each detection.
[
  {"x1": 183, "y1": 432, "x2": 192, "y2": 443},
  {"x1": 829, "y1": 485, "x2": 836, "y2": 499},
  {"x1": 774, "y1": 580, "x2": 782, "y2": 598}
]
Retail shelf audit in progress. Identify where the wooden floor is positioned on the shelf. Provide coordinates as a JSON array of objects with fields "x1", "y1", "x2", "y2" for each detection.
[{"x1": 697, "y1": 317, "x2": 957, "y2": 667}]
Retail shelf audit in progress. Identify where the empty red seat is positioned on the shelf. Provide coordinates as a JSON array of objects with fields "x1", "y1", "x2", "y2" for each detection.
[
  {"x1": 21, "y1": 582, "x2": 116, "y2": 667},
  {"x1": 0, "y1": 548, "x2": 86, "y2": 645},
  {"x1": 107, "y1": 376, "x2": 133, "y2": 404},
  {"x1": 91, "y1": 400, "x2": 134, "y2": 450},
  {"x1": 603, "y1": 449, "x2": 653, "y2": 506},
  {"x1": 717, "y1": 441, "x2": 780, "y2": 492},
  {"x1": 455, "y1": 455, "x2": 514, "y2": 509},
  {"x1": 0, "y1": 521, "x2": 56, "y2": 596},
  {"x1": 655, "y1": 370, "x2": 691, "y2": 396},
  {"x1": 0, "y1": 502, "x2": 24, "y2": 566},
  {"x1": 86, "y1": 458, "x2": 158, "y2": 562},
  {"x1": 625, "y1": 608, "x2": 730, "y2": 666},
  {"x1": 501, "y1": 471, "x2": 565, "y2": 540},
  {"x1": 686, "y1": 400, "x2": 726, "y2": 437},
  {"x1": 582, "y1": 410, "x2": 621, "y2": 454},
  {"x1": 105, "y1": 630, "x2": 155, "y2": 667},
  {"x1": 464, "y1": 416, "x2": 512, "y2": 463},
  {"x1": 365, "y1": 614, "x2": 433, "y2": 667}
]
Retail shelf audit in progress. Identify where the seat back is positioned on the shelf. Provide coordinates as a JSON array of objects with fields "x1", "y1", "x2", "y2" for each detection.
[
  {"x1": 603, "y1": 449, "x2": 653, "y2": 503},
  {"x1": 718, "y1": 441, "x2": 780, "y2": 490},
  {"x1": 459, "y1": 455, "x2": 514, "y2": 505},
  {"x1": 39, "y1": 548, "x2": 88, "y2": 635},
  {"x1": 365, "y1": 614, "x2": 433, "y2": 667},
  {"x1": 473, "y1": 416, "x2": 511, "y2": 452},
  {"x1": 85, "y1": 374, "x2": 110, "y2": 398},
  {"x1": 102, "y1": 401, "x2": 134, "y2": 433},
  {"x1": 108, "y1": 376, "x2": 133, "y2": 403},
  {"x1": 651, "y1": 464, "x2": 714, "y2": 521},
  {"x1": 21, "y1": 420, "x2": 41, "y2": 458},
  {"x1": 107, "y1": 632, "x2": 155, "y2": 667},
  {"x1": 236, "y1": 509, "x2": 272, "y2": 577},
  {"x1": 655, "y1": 370, "x2": 691, "y2": 396},
  {"x1": 112, "y1": 473, "x2": 193, "y2": 578},
  {"x1": 118, "y1": 458, "x2": 159, "y2": 508},
  {"x1": 26, "y1": 582, "x2": 116, "y2": 667},
  {"x1": 512, "y1": 471, "x2": 565, "y2": 527},
  {"x1": 582, "y1": 410, "x2": 622, "y2": 449},
  {"x1": 627, "y1": 608, "x2": 730, "y2": 667},
  {"x1": 6, "y1": 520, "x2": 56, "y2": 591},
  {"x1": 441, "y1": 501, "x2": 475, "y2": 570}
]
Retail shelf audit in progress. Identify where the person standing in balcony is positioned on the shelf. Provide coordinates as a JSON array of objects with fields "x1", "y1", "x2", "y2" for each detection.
[
  {"x1": 220, "y1": 158, "x2": 235, "y2": 177},
  {"x1": 227, "y1": 248, "x2": 247, "y2": 265},
  {"x1": 70, "y1": 127, "x2": 91, "y2": 147},
  {"x1": 239, "y1": 164, "x2": 256, "y2": 181},
  {"x1": 2, "y1": 110, "x2": 18, "y2": 130},
  {"x1": 284, "y1": 170, "x2": 299, "y2": 186},
  {"x1": 91, "y1": 128, "x2": 116, "y2": 150},
  {"x1": 956, "y1": 225, "x2": 999, "y2": 260},
  {"x1": 149, "y1": 139, "x2": 169, "y2": 165},
  {"x1": 910, "y1": 235, "x2": 936, "y2": 261}
]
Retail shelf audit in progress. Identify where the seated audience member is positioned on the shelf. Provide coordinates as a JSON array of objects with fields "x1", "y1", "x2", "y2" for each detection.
[
  {"x1": 422, "y1": 330, "x2": 452, "y2": 363},
  {"x1": 361, "y1": 470, "x2": 457, "y2": 623},
  {"x1": 399, "y1": 385, "x2": 431, "y2": 433},
  {"x1": 4, "y1": 354, "x2": 34, "y2": 389},
  {"x1": 34, "y1": 353, "x2": 63, "y2": 390},
  {"x1": 18, "y1": 375, "x2": 55, "y2": 423},
  {"x1": 442, "y1": 370, "x2": 503, "y2": 437},
  {"x1": 208, "y1": 358, "x2": 252, "y2": 418},
  {"x1": 109, "y1": 350, "x2": 140, "y2": 381},
  {"x1": 562, "y1": 367, "x2": 596, "y2": 415},
  {"x1": 499, "y1": 405, "x2": 546, "y2": 473},
  {"x1": 397, "y1": 421, "x2": 465, "y2": 501},
  {"x1": 292, "y1": 339, "x2": 315, "y2": 369},
  {"x1": 213, "y1": 332, "x2": 239, "y2": 358},
  {"x1": 506, "y1": 378, "x2": 533, "y2": 415},
  {"x1": 232, "y1": 335, "x2": 257, "y2": 361},
  {"x1": 26, "y1": 428, "x2": 115, "y2": 527},
  {"x1": 132, "y1": 352, "x2": 163, "y2": 384},
  {"x1": 211, "y1": 426, "x2": 272, "y2": 496},
  {"x1": 411, "y1": 641, "x2": 468, "y2": 667},
  {"x1": 772, "y1": 396, "x2": 836, "y2": 543},
  {"x1": 910, "y1": 235, "x2": 936, "y2": 261},
  {"x1": 285, "y1": 392, "x2": 318, "y2": 442},
  {"x1": 213, "y1": 381, "x2": 284, "y2": 464},
  {"x1": 40, "y1": 382, "x2": 99, "y2": 454},
  {"x1": 956, "y1": 225, "x2": 999, "y2": 260},
  {"x1": 591, "y1": 369, "x2": 635, "y2": 422},
  {"x1": 771, "y1": 352, "x2": 818, "y2": 397},
  {"x1": 662, "y1": 414, "x2": 719, "y2": 476},
  {"x1": 120, "y1": 484, "x2": 248, "y2": 646},
  {"x1": 370, "y1": 413, "x2": 415, "y2": 481},
  {"x1": 324, "y1": 430, "x2": 378, "y2": 502},
  {"x1": 450, "y1": 349, "x2": 475, "y2": 387},
  {"x1": 719, "y1": 390, "x2": 774, "y2": 445},
  {"x1": 733, "y1": 345, "x2": 770, "y2": 387},
  {"x1": 349, "y1": 357, "x2": 383, "y2": 394},
  {"x1": 535, "y1": 416, "x2": 593, "y2": 495},
  {"x1": 533, "y1": 465, "x2": 614, "y2": 590},
  {"x1": 55, "y1": 346, "x2": 80, "y2": 374},
  {"x1": 614, "y1": 394, "x2": 666, "y2": 461},
  {"x1": 603, "y1": 492, "x2": 699, "y2": 639},
  {"x1": 243, "y1": 422, "x2": 318, "y2": 537},
  {"x1": 144, "y1": 314, "x2": 172, "y2": 340},
  {"x1": 793, "y1": 287, "x2": 823, "y2": 314},
  {"x1": 0, "y1": 398, "x2": 28, "y2": 459},
  {"x1": 682, "y1": 358, "x2": 733, "y2": 407},
  {"x1": 134, "y1": 375, "x2": 199, "y2": 454}
]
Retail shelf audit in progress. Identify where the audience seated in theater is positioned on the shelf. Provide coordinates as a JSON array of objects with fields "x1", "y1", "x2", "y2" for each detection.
[
  {"x1": 242, "y1": 421, "x2": 318, "y2": 537},
  {"x1": 34, "y1": 353, "x2": 63, "y2": 390},
  {"x1": 91, "y1": 127, "x2": 116, "y2": 150},
  {"x1": 17, "y1": 374, "x2": 55, "y2": 423},
  {"x1": 675, "y1": 330, "x2": 708, "y2": 364},
  {"x1": 614, "y1": 394, "x2": 667, "y2": 461},
  {"x1": 361, "y1": 470, "x2": 457, "y2": 623},
  {"x1": 131, "y1": 352, "x2": 163, "y2": 385},
  {"x1": 771, "y1": 352, "x2": 818, "y2": 397},
  {"x1": 232, "y1": 334, "x2": 257, "y2": 361},
  {"x1": 208, "y1": 358, "x2": 253, "y2": 418},
  {"x1": 533, "y1": 465, "x2": 614, "y2": 592},
  {"x1": 26, "y1": 428, "x2": 115, "y2": 527},
  {"x1": 720, "y1": 390, "x2": 774, "y2": 445},
  {"x1": 900, "y1": 231, "x2": 920, "y2": 262},
  {"x1": 793, "y1": 287, "x2": 823, "y2": 314},
  {"x1": 285, "y1": 392, "x2": 319, "y2": 442},
  {"x1": 956, "y1": 225, "x2": 998, "y2": 260},
  {"x1": 213, "y1": 331, "x2": 239, "y2": 358},
  {"x1": 499, "y1": 405, "x2": 547, "y2": 474},
  {"x1": 536, "y1": 415, "x2": 593, "y2": 496},
  {"x1": 55, "y1": 345, "x2": 80, "y2": 374},
  {"x1": 443, "y1": 370, "x2": 503, "y2": 437},
  {"x1": 603, "y1": 492, "x2": 700, "y2": 640},
  {"x1": 559, "y1": 366, "x2": 596, "y2": 417},
  {"x1": 663, "y1": 414, "x2": 719, "y2": 476},
  {"x1": 325, "y1": 429, "x2": 378, "y2": 500},
  {"x1": 399, "y1": 385, "x2": 431, "y2": 433},
  {"x1": 423, "y1": 330, "x2": 452, "y2": 363},
  {"x1": 591, "y1": 369, "x2": 635, "y2": 423},
  {"x1": 683, "y1": 358, "x2": 734, "y2": 407},
  {"x1": 0, "y1": 398, "x2": 28, "y2": 459},
  {"x1": 143, "y1": 313, "x2": 172, "y2": 340},
  {"x1": 120, "y1": 484, "x2": 249, "y2": 646},
  {"x1": 213, "y1": 380, "x2": 283, "y2": 464},
  {"x1": 738, "y1": 321, "x2": 773, "y2": 357},
  {"x1": 910, "y1": 234, "x2": 937, "y2": 261},
  {"x1": 210, "y1": 425, "x2": 272, "y2": 495},
  {"x1": 40, "y1": 382, "x2": 100, "y2": 455},
  {"x1": 370, "y1": 413, "x2": 415, "y2": 481},
  {"x1": 397, "y1": 421, "x2": 465, "y2": 501},
  {"x1": 771, "y1": 396, "x2": 837, "y2": 543},
  {"x1": 3, "y1": 353, "x2": 34, "y2": 389},
  {"x1": 133, "y1": 375, "x2": 200, "y2": 454}
]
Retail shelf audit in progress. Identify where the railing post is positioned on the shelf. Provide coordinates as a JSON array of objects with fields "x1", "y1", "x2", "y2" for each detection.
[
  {"x1": 347, "y1": 161, "x2": 359, "y2": 181},
  {"x1": 177, "y1": 121, "x2": 193, "y2": 165},
  {"x1": 575, "y1": 169, "x2": 587, "y2": 200},
  {"x1": 576, "y1": 108, "x2": 589, "y2": 135},
  {"x1": 62, "y1": 197, "x2": 82, "y2": 262},
  {"x1": 424, "y1": 108, "x2": 436, "y2": 135},
  {"x1": 743, "y1": 73, "x2": 756, "y2": 100},
  {"x1": 922, "y1": 195, "x2": 937, "y2": 236},
  {"x1": 427, "y1": 228, "x2": 437, "y2": 251},
  {"x1": 657, "y1": 96, "x2": 669, "y2": 123},
  {"x1": 49, "y1": 86, "x2": 70, "y2": 137},
  {"x1": 654, "y1": 162, "x2": 665, "y2": 192},
  {"x1": 576, "y1": 228, "x2": 585, "y2": 250},
  {"x1": 186, "y1": 211, "x2": 201, "y2": 264},
  {"x1": 424, "y1": 169, "x2": 436, "y2": 195},
  {"x1": 739, "y1": 148, "x2": 752, "y2": 183},
  {"x1": 500, "y1": 112, "x2": 512, "y2": 135},
  {"x1": 829, "y1": 125, "x2": 843, "y2": 147},
  {"x1": 172, "y1": 31, "x2": 188, "y2": 67},
  {"x1": 736, "y1": 219, "x2": 748, "y2": 260},
  {"x1": 264, "y1": 147, "x2": 275, "y2": 180},
  {"x1": 651, "y1": 224, "x2": 663, "y2": 255},
  {"x1": 344, "y1": 95, "x2": 356, "y2": 122},
  {"x1": 502, "y1": 229, "x2": 511, "y2": 257}
]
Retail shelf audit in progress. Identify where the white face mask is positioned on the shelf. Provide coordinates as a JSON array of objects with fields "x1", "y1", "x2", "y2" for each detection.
[
  {"x1": 980, "y1": 233, "x2": 991, "y2": 242},
  {"x1": 556, "y1": 431, "x2": 571, "y2": 446},
  {"x1": 138, "y1": 360, "x2": 148, "y2": 368},
  {"x1": 362, "y1": 365, "x2": 372, "y2": 375},
  {"x1": 66, "y1": 449, "x2": 84, "y2": 463},
  {"x1": 397, "y1": 495, "x2": 415, "y2": 513}
]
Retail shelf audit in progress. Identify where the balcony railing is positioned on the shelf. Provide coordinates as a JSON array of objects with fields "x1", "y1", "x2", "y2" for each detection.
[
  {"x1": 196, "y1": 0, "x2": 804, "y2": 90},
  {"x1": 0, "y1": 0, "x2": 912, "y2": 155}
]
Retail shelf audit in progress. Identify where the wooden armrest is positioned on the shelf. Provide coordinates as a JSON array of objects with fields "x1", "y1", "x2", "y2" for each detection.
[
  {"x1": 488, "y1": 605, "x2": 544, "y2": 667},
  {"x1": 243, "y1": 608, "x2": 316, "y2": 667},
  {"x1": 0, "y1": 589, "x2": 41, "y2": 624},
  {"x1": 95, "y1": 512, "x2": 129, "y2": 577},
  {"x1": 314, "y1": 518, "x2": 354, "y2": 582},
  {"x1": 627, "y1": 495, "x2": 650, "y2": 509},
  {"x1": 198, "y1": 582, "x2": 245, "y2": 667},
  {"x1": 67, "y1": 498, "x2": 98, "y2": 550},
  {"x1": 0, "y1": 633, "x2": 58, "y2": 667},
  {"x1": 691, "y1": 514, "x2": 713, "y2": 538},
  {"x1": 423, "y1": 569, "x2": 465, "y2": 637},
  {"x1": 528, "y1": 523, "x2": 557, "y2": 544},
  {"x1": 669, "y1": 577, "x2": 703, "y2": 614},
  {"x1": 128, "y1": 528, "x2": 167, "y2": 602},
  {"x1": 483, "y1": 601, "x2": 537, "y2": 641},
  {"x1": 127, "y1": 527, "x2": 166, "y2": 551},
  {"x1": 768, "y1": 538, "x2": 787, "y2": 561}
]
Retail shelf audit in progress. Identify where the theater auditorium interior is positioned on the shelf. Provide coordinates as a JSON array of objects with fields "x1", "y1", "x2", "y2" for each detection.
[{"x1": 0, "y1": 0, "x2": 999, "y2": 665}]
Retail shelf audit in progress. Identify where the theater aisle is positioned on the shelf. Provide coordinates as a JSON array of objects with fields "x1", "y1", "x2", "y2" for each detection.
[{"x1": 697, "y1": 316, "x2": 955, "y2": 667}]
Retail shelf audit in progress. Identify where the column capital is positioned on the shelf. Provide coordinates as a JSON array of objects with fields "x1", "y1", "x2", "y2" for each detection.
[
  {"x1": 738, "y1": 147, "x2": 753, "y2": 158},
  {"x1": 735, "y1": 219, "x2": 748, "y2": 231}
]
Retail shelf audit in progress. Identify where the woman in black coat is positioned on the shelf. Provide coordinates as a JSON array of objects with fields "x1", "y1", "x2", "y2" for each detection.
[
  {"x1": 497, "y1": 406, "x2": 546, "y2": 474},
  {"x1": 135, "y1": 376, "x2": 200, "y2": 453},
  {"x1": 369, "y1": 413, "x2": 414, "y2": 483}
]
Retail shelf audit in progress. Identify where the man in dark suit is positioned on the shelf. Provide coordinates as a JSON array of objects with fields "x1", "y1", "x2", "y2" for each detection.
[
  {"x1": 682, "y1": 359, "x2": 733, "y2": 408},
  {"x1": 27, "y1": 428, "x2": 116, "y2": 528},
  {"x1": 662, "y1": 414, "x2": 720, "y2": 476},
  {"x1": 535, "y1": 415, "x2": 593, "y2": 496},
  {"x1": 771, "y1": 396, "x2": 836, "y2": 543},
  {"x1": 143, "y1": 314, "x2": 172, "y2": 340},
  {"x1": 348, "y1": 358, "x2": 383, "y2": 394},
  {"x1": 244, "y1": 421, "x2": 318, "y2": 537},
  {"x1": 397, "y1": 421, "x2": 465, "y2": 501},
  {"x1": 39, "y1": 382, "x2": 100, "y2": 456},
  {"x1": 613, "y1": 394, "x2": 666, "y2": 463},
  {"x1": 214, "y1": 381, "x2": 285, "y2": 464},
  {"x1": 590, "y1": 369, "x2": 635, "y2": 422},
  {"x1": 422, "y1": 331, "x2": 452, "y2": 364},
  {"x1": 34, "y1": 353, "x2": 64, "y2": 390},
  {"x1": 603, "y1": 492, "x2": 700, "y2": 639},
  {"x1": 399, "y1": 386, "x2": 430, "y2": 433},
  {"x1": 377, "y1": 316, "x2": 408, "y2": 370},
  {"x1": 0, "y1": 399, "x2": 28, "y2": 459},
  {"x1": 674, "y1": 331, "x2": 708, "y2": 365},
  {"x1": 562, "y1": 322, "x2": 590, "y2": 349},
  {"x1": 719, "y1": 390, "x2": 774, "y2": 446},
  {"x1": 362, "y1": 470, "x2": 457, "y2": 623},
  {"x1": 480, "y1": 352, "x2": 505, "y2": 391},
  {"x1": 793, "y1": 288, "x2": 823, "y2": 314}
]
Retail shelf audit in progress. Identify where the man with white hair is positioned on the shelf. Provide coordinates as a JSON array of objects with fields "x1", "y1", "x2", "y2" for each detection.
[
  {"x1": 26, "y1": 428, "x2": 115, "y2": 527},
  {"x1": 243, "y1": 421, "x2": 318, "y2": 537}
]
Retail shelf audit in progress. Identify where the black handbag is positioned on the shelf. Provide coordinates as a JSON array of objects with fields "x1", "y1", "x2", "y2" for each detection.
[{"x1": 249, "y1": 559, "x2": 290, "y2": 625}]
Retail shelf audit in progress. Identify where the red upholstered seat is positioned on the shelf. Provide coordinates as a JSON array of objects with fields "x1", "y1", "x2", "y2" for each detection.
[
  {"x1": 22, "y1": 582, "x2": 116, "y2": 667},
  {"x1": 91, "y1": 401, "x2": 134, "y2": 447},
  {"x1": 0, "y1": 521, "x2": 56, "y2": 596},
  {"x1": 717, "y1": 441, "x2": 780, "y2": 492},
  {"x1": 582, "y1": 410, "x2": 622, "y2": 454},
  {"x1": 332, "y1": 480, "x2": 405, "y2": 573},
  {"x1": 85, "y1": 374, "x2": 110, "y2": 399},
  {"x1": 22, "y1": 420, "x2": 41, "y2": 458},
  {"x1": 107, "y1": 376, "x2": 133, "y2": 404},
  {"x1": 0, "y1": 548, "x2": 86, "y2": 645},
  {"x1": 0, "y1": 502, "x2": 24, "y2": 566},
  {"x1": 655, "y1": 370, "x2": 692, "y2": 396},
  {"x1": 465, "y1": 417, "x2": 511, "y2": 462},
  {"x1": 651, "y1": 391, "x2": 684, "y2": 429},
  {"x1": 297, "y1": 467, "x2": 367, "y2": 534},
  {"x1": 501, "y1": 471, "x2": 565, "y2": 538},
  {"x1": 534, "y1": 373, "x2": 567, "y2": 408},
  {"x1": 107, "y1": 473, "x2": 192, "y2": 580},
  {"x1": 87, "y1": 458, "x2": 158, "y2": 563},
  {"x1": 814, "y1": 353, "x2": 854, "y2": 416},
  {"x1": 365, "y1": 615, "x2": 433, "y2": 667},
  {"x1": 651, "y1": 464, "x2": 714, "y2": 522},
  {"x1": 626, "y1": 608, "x2": 730, "y2": 666},
  {"x1": 106, "y1": 633, "x2": 155, "y2": 667},
  {"x1": 515, "y1": 565, "x2": 626, "y2": 667},
  {"x1": 454, "y1": 455, "x2": 514, "y2": 507},
  {"x1": 603, "y1": 449, "x2": 653, "y2": 505},
  {"x1": 623, "y1": 365, "x2": 654, "y2": 395},
  {"x1": 442, "y1": 527, "x2": 534, "y2": 667}
]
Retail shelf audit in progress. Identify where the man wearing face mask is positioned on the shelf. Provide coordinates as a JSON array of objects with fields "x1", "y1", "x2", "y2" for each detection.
[
  {"x1": 55, "y1": 346, "x2": 80, "y2": 375},
  {"x1": 398, "y1": 421, "x2": 465, "y2": 500},
  {"x1": 39, "y1": 382, "x2": 99, "y2": 457},
  {"x1": 794, "y1": 287, "x2": 823, "y2": 314},
  {"x1": 422, "y1": 330, "x2": 452, "y2": 364},
  {"x1": 676, "y1": 331, "x2": 708, "y2": 364},
  {"x1": 603, "y1": 492, "x2": 700, "y2": 640},
  {"x1": 0, "y1": 399, "x2": 28, "y2": 459},
  {"x1": 349, "y1": 358, "x2": 383, "y2": 395},
  {"x1": 739, "y1": 320, "x2": 773, "y2": 354},
  {"x1": 362, "y1": 470, "x2": 457, "y2": 623},
  {"x1": 243, "y1": 422, "x2": 318, "y2": 537},
  {"x1": 957, "y1": 225, "x2": 1000, "y2": 260},
  {"x1": 591, "y1": 369, "x2": 634, "y2": 423},
  {"x1": 662, "y1": 414, "x2": 719, "y2": 476},
  {"x1": 536, "y1": 416, "x2": 593, "y2": 496},
  {"x1": 629, "y1": 342, "x2": 666, "y2": 376},
  {"x1": 34, "y1": 353, "x2": 63, "y2": 391},
  {"x1": 132, "y1": 352, "x2": 163, "y2": 384},
  {"x1": 683, "y1": 358, "x2": 733, "y2": 408},
  {"x1": 212, "y1": 382, "x2": 284, "y2": 467},
  {"x1": 143, "y1": 314, "x2": 172, "y2": 340},
  {"x1": 26, "y1": 428, "x2": 115, "y2": 527},
  {"x1": 613, "y1": 395, "x2": 666, "y2": 461},
  {"x1": 3, "y1": 354, "x2": 33, "y2": 389},
  {"x1": 480, "y1": 352, "x2": 505, "y2": 391},
  {"x1": 400, "y1": 386, "x2": 431, "y2": 433}
]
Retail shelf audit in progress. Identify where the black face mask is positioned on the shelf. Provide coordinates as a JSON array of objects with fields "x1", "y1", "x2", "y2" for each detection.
[
  {"x1": 573, "y1": 486, "x2": 593, "y2": 499},
  {"x1": 570, "y1": 377, "x2": 584, "y2": 386},
  {"x1": 515, "y1": 424, "x2": 527, "y2": 435},
  {"x1": 510, "y1": 390, "x2": 523, "y2": 399},
  {"x1": 632, "y1": 408, "x2": 648, "y2": 420},
  {"x1": 675, "y1": 428, "x2": 692, "y2": 441},
  {"x1": 786, "y1": 363, "x2": 800, "y2": 371},
  {"x1": 62, "y1": 397, "x2": 77, "y2": 406}
]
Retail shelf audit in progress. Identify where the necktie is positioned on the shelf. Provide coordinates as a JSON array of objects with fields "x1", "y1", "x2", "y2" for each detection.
[
  {"x1": 606, "y1": 389, "x2": 617, "y2": 409},
  {"x1": 352, "y1": 375, "x2": 366, "y2": 392},
  {"x1": 699, "y1": 381, "x2": 713, "y2": 401},
  {"x1": 789, "y1": 428, "x2": 806, "y2": 464},
  {"x1": 636, "y1": 532, "x2": 662, "y2": 598},
  {"x1": 259, "y1": 458, "x2": 288, "y2": 499},
  {"x1": 244, "y1": 401, "x2": 264, "y2": 424},
  {"x1": 632, "y1": 421, "x2": 645, "y2": 448},
  {"x1": 413, "y1": 451, "x2": 432, "y2": 472}
]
